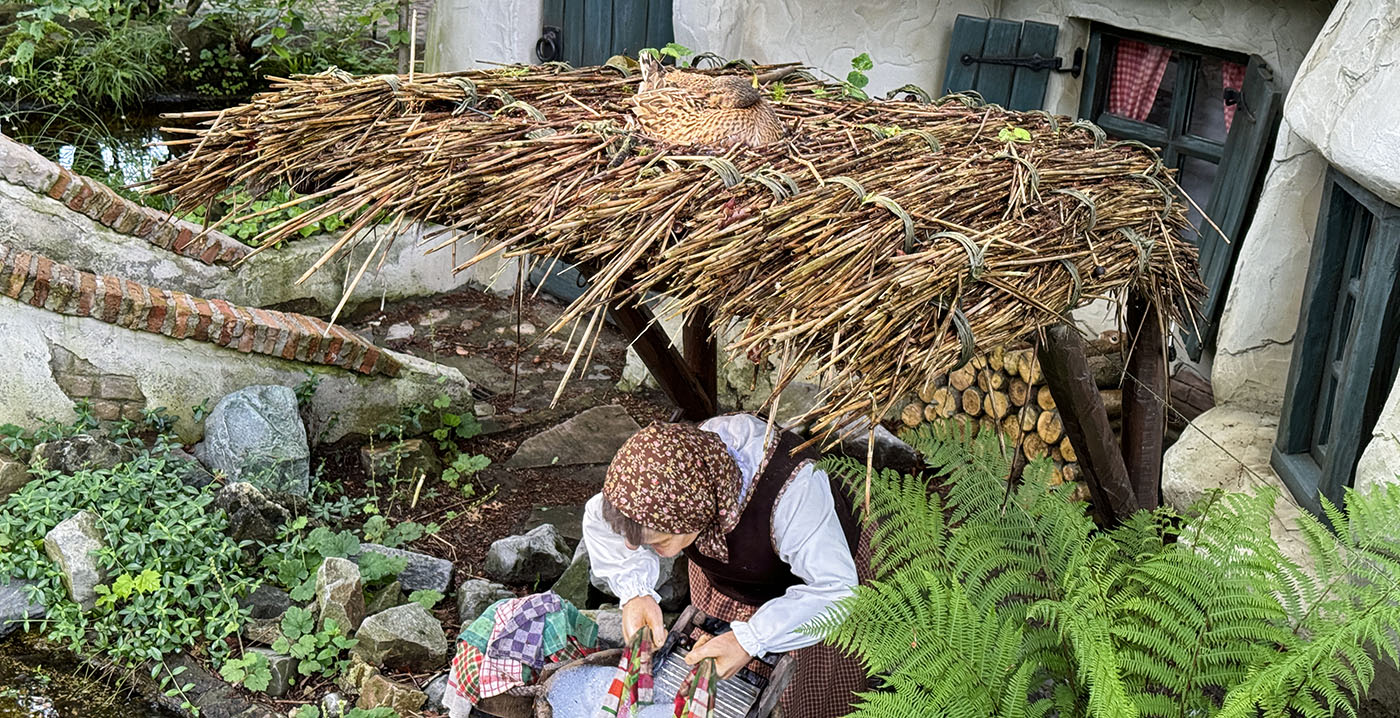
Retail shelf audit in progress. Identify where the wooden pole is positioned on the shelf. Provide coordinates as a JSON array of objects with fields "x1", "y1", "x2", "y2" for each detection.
[
  {"x1": 1038, "y1": 323, "x2": 1137, "y2": 524},
  {"x1": 609, "y1": 298, "x2": 716, "y2": 421},
  {"x1": 1121, "y1": 293, "x2": 1166, "y2": 510},
  {"x1": 683, "y1": 305, "x2": 718, "y2": 415}
]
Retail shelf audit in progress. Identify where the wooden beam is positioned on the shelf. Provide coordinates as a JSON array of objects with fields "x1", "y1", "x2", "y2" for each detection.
[
  {"x1": 1038, "y1": 323, "x2": 1137, "y2": 523},
  {"x1": 683, "y1": 305, "x2": 718, "y2": 414},
  {"x1": 609, "y1": 298, "x2": 716, "y2": 421},
  {"x1": 1122, "y1": 294, "x2": 1166, "y2": 509}
]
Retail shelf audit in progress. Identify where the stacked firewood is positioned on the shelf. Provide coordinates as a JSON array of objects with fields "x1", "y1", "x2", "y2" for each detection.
[{"x1": 899, "y1": 332, "x2": 1126, "y2": 488}]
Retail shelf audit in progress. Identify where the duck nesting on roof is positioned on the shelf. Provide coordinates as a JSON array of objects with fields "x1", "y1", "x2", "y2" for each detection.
[{"x1": 629, "y1": 54, "x2": 787, "y2": 148}]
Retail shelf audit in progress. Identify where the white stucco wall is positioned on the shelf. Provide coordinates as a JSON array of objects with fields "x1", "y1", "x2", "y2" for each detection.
[
  {"x1": 424, "y1": 0, "x2": 541, "y2": 72},
  {"x1": 1166, "y1": 0, "x2": 1400, "y2": 537}
]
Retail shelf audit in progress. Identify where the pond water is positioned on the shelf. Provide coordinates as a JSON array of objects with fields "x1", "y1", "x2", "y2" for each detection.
[{"x1": 0, "y1": 636, "x2": 176, "y2": 718}]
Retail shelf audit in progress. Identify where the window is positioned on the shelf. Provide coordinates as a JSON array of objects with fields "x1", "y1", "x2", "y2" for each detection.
[
  {"x1": 1080, "y1": 27, "x2": 1282, "y2": 360},
  {"x1": 1274, "y1": 170, "x2": 1400, "y2": 515}
]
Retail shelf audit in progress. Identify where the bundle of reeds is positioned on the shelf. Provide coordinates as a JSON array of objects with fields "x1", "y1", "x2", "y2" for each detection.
[{"x1": 147, "y1": 60, "x2": 1206, "y2": 438}]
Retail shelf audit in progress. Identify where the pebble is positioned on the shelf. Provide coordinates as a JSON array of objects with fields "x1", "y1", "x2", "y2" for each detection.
[
  {"x1": 421, "y1": 308, "x2": 452, "y2": 325},
  {"x1": 386, "y1": 323, "x2": 415, "y2": 342}
]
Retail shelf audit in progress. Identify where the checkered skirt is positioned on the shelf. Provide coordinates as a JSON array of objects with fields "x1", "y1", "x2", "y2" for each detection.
[{"x1": 686, "y1": 522, "x2": 874, "y2": 718}]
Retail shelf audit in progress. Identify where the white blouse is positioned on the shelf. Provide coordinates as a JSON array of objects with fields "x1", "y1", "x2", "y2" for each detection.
[{"x1": 581, "y1": 414, "x2": 860, "y2": 656}]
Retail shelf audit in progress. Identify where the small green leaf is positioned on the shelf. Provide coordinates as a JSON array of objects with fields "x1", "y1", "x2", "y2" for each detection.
[{"x1": 851, "y1": 52, "x2": 874, "y2": 71}]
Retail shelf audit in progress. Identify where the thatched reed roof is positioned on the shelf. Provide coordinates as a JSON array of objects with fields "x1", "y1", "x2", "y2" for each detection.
[{"x1": 148, "y1": 61, "x2": 1205, "y2": 437}]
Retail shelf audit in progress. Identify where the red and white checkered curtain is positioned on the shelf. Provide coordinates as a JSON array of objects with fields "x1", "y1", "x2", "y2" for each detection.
[
  {"x1": 1108, "y1": 39, "x2": 1172, "y2": 121},
  {"x1": 1222, "y1": 60, "x2": 1246, "y2": 132}
]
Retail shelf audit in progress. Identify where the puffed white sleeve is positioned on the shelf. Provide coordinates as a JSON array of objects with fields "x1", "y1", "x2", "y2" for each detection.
[
  {"x1": 728, "y1": 464, "x2": 859, "y2": 656},
  {"x1": 581, "y1": 493, "x2": 662, "y2": 604}
]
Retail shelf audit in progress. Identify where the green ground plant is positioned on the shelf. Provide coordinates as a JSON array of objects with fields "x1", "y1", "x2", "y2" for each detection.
[{"x1": 812, "y1": 421, "x2": 1400, "y2": 718}]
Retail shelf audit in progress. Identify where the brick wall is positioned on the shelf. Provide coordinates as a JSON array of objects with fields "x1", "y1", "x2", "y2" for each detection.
[
  {"x1": 0, "y1": 133, "x2": 250, "y2": 266},
  {"x1": 0, "y1": 242, "x2": 401, "y2": 377},
  {"x1": 47, "y1": 345, "x2": 148, "y2": 421}
]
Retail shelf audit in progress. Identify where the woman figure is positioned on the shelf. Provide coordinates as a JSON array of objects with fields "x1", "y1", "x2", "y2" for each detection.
[{"x1": 581, "y1": 413, "x2": 868, "y2": 717}]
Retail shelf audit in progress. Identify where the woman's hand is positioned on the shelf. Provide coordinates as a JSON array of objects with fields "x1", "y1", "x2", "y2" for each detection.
[
  {"x1": 685, "y1": 631, "x2": 752, "y2": 679},
  {"x1": 621, "y1": 595, "x2": 666, "y2": 644}
]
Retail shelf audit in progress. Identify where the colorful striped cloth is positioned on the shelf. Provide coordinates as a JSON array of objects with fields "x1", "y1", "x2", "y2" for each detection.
[
  {"x1": 673, "y1": 658, "x2": 718, "y2": 718},
  {"x1": 444, "y1": 592, "x2": 598, "y2": 717},
  {"x1": 594, "y1": 630, "x2": 654, "y2": 718}
]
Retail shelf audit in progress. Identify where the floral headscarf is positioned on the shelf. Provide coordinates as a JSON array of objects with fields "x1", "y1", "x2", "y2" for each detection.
[{"x1": 603, "y1": 422, "x2": 743, "y2": 561}]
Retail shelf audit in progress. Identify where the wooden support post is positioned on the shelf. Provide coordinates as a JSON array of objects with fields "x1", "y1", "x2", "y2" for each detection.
[
  {"x1": 609, "y1": 299, "x2": 716, "y2": 421},
  {"x1": 683, "y1": 306, "x2": 718, "y2": 414},
  {"x1": 1122, "y1": 294, "x2": 1166, "y2": 510},
  {"x1": 1038, "y1": 323, "x2": 1137, "y2": 524}
]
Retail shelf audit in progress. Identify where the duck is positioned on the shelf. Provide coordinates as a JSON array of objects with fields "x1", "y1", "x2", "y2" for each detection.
[{"x1": 629, "y1": 54, "x2": 787, "y2": 148}]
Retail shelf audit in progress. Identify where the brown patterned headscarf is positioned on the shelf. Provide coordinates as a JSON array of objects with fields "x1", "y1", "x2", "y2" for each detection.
[{"x1": 603, "y1": 422, "x2": 743, "y2": 561}]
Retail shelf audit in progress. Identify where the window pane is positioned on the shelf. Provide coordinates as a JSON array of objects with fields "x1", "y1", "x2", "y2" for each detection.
[
  {"x1": 1187, "y1": 55, "x2": 1235, "y2": 143},
  {"x1": 1107, "y1": 40, "x2": 1176, "y2": 126},
  {"x1": 1179, "y1": 155, "x2": 1219, "y2": 235}
]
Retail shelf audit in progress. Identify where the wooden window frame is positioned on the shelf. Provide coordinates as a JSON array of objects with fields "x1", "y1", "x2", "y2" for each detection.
[
  {"x1": 1274, "y1": 169, "x2": 1400, "y2": 516},
  {"x1": 1078, "y1": 26, "x2": 1249, "y2": 169}
]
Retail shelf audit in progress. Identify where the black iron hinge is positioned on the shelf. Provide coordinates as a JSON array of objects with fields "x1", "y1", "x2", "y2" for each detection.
[{"x1": 961, "y1": 47, "x2": 1084, "y2": 78}]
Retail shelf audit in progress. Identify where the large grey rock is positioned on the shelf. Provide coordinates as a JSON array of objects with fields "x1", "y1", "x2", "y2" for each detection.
[
  {"x1": 0, "y1": 454, "x2": 31, "y2": 502},
  {"x1": 31, "y1": 435, "x2": 133, "y2": 474},
  {"x1": 836, "y1": 418, "x2": 921, "y2": 474},
  {"x1": 504, "y1": 405, "x2": 640, "y2": 468},
  {"x1": 457, "y1": 579, "x2": 514, "y2": 624},
  {"x1": 523, "y1": 504, "x2": 587, "y2": 548},
  {"x1": 360, "y1": 438, "x2": 440, "y2": 484},
  {"x1": 167, "y1": 448, "x2": 216, "y2": 489},
  {"x1": 590, "y1": 553, "x2": 690, "y2": 612},
  {"x1": 485, "y1": 524, "x2": 571, "y2": 585},
  {"x1": 357, "y1": 673, "x2": 427, "y2": 714},
  {"x1": 552, "y1": 542, "x2": 592, "y2": 608},
  {"x1": 365, "y1": 580, "x2": 408, "y2": 616},
  {"x1": 583, "y1": 608, "x2": 624, "y2": 648},
  {"x1": 249, "y1": 647, "x2": 297, "y2": 698},
  {"x1": 239, "y1": 584, "x2": 292, "y2": 620},
  {"x1": 315, "y1": 557, "x2": 365, "y2": 636},
  {"x1": 43, "y1": 511, "x2": 107, "y2": 611},
  {"x1": 424, "y1": 672, "x2": 450, "y2": 714},
  {"x1": 354, "y1": 603, "x2": 450, "y2": 672},
  {"x1": 0, "y1": 579, "x2": 45, "y2": 639},
  {"x1": 195, "y1": 385, "x2": 310, "y2": 495},
  {"x1": 215, "y1": 481, "x2": 291, "y2": 545},
  {"x1": 359, "y1": 542, "x2": 454, "y2": 594}
]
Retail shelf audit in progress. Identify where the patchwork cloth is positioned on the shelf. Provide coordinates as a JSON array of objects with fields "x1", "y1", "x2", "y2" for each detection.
[
  {"x1": 673, "y1": 658, "x2": 719, "y2": 718},
  {"x1": 444, "y1": 592, "x2": 597, "y2": 713},
  {"x1": 487, "y1": 592, "x2": 564, "y2": 669},
  {"x1": 594, "y1": 629, "x2": 654, "y2": 718}
]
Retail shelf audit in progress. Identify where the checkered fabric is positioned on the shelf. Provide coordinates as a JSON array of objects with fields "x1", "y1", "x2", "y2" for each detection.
[
  {"x1": 444, "y1": 592, "x2": 597, "y2": 715},
  {"x1": 595, "y1": 629, "x2": 654, "y2": 718},
  {"x1": 1108, "y1": 39, "x2": 1172, "y2": 122},
  {"x1": 673, "y1": 657, "x2": 719, "y2": 718},
  {"x1": 685, "y1": 519, "x2": 876, "y2": 718},
  {"x1": 488, "y1": 592, "x2": 564, "y2": 668}
]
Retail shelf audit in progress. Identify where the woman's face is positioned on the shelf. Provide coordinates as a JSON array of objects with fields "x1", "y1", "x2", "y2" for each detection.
[{"x1": 628, "y1": 529, "x2": 700, "y2": 558}]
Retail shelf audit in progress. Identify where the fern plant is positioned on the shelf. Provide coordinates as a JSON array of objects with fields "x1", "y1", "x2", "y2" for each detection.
[{"x1": 810, "y1": 421, "x2": 1400, "y2": 718}]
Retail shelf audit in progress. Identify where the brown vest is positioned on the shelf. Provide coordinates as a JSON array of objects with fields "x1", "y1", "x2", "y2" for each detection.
[{"x1": 683, "y1": 426, "x2": 862, "y2": 606}]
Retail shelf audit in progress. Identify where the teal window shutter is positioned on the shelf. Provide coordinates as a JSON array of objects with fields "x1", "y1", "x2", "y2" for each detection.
[
  {"x1": 942, "y1": 15, "x2": 1060, "y2": 110},
  {"x1": 1183, "y1": 55, "x2": 1284, "y2": 359},
  {"x1": 540, "y1": 0, "x2": 674, "y2": 67}
]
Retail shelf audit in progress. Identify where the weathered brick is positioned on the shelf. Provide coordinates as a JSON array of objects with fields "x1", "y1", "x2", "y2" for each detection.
[
  {"x1": 119, "y1": 279, "x2": 147, "y2": 329},
  {"x1": 47, "y1": 170, "x2": 73, "y2": 200},
  {"x1": 66, "y1": 182, "x2": 92, "y2": 212},
  {"x1": 172, "y1": 227, "x2": 196, "y2": 254},
  {"x1": 135, "y1": 210, "x2": 160, "y2": 239},
  {"x1": 357, "y1": 346, "x2": 381, "y2": 375},
  {"x1": 100, "y1": 200, "x2": 125, "y2": 227},
  {"x1": 55, "y1": 372, "x2": 95, "y2": 397},
  {"x1": 198, "y1": 240, "x2": 222, "y2": 265},
  {"x1": 44, "y1": 263, "x2": 78, "y2": 313},
  {"x1": 146, "y1": 289, "x2": 169, "y2": 333},
  {"x1": 373, "y1": 353, "x2": 403, "y2": 377},
  {"x1": 290, "y1": 314, "x2": 323, "y2": 362},
  {"x1": 269, "y1": 313, "x2": 298, "y2": 360},
  {"x1": 149, "y1": 222, "x2": 178, "y2": 250},
  {"x1": 6, "y1": 251, "x2": 33, "y2": 299},
  {"x1": 236, "y1": 320, "x2": 257, "y2": 352},
  {"x1": 77, "y1": 272, "x2": 98, "y2": 316},
  {"x1": 30, "y1": 255, "x2": 53, "y2": 308},
  {"x1": 166, "y1": 294, "x2": 190, "y2": 339},
  {"x1": 98, "y1": 375, "x2": 143, "y2": 401},
  {"x1": 100, "y1": 275, "x2": 123, "y2": 323},
  {"x1": 92, "y1": 401, "x2": 121, "y2": 422},
  {"x1": 113, "y1": 205, "x2": 143, "y2": 234},
  {"x1": 190, "y1": 298, "x2": 213, "y2": 341},
  {"x1": 80, "y1": 185, "x2": 115, "y2": 223},
  {"x1": 209, "y1": 299, "x2": 238, "y2": 345},
  {"x1": 249, "y1": 309, "x2": 278, "y2": 356}
]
